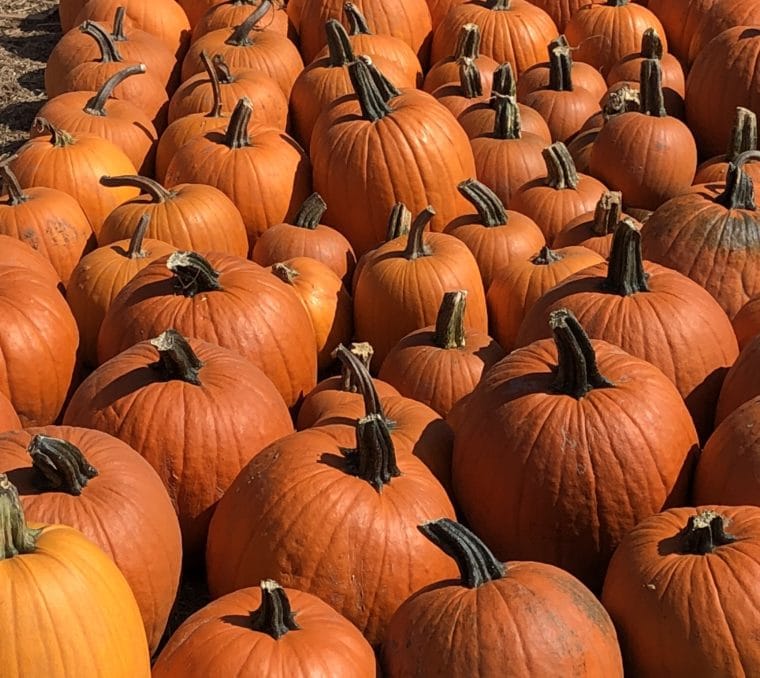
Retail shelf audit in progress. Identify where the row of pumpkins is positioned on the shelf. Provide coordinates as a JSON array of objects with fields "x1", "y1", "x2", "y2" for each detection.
[{"x1": 2, "y1": 0, "x2": 760, "y2": 674}]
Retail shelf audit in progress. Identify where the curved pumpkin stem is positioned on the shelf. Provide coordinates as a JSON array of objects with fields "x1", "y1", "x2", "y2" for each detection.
[
  {"x1": 348, "y1": 58, "x2": 392, "y2": 121},
  {"x1": 433, "y1": 290, "x2": 467, "y2": 349},
  {"x1": 101, "y1": 175, "x2": 175, "y2": 203},
  {"x1": 344, "y1": 2, "x2": 371, "y2": 35},
  {"x1": 726, "y1": 108, "x2": 758, "y2": 163},
  {"x1": 79, "y1": 19, "x2": 123, "y2": 63},
  {"x1": 532, "y1": 245, "x2": 562, "y2": 265},
  {"x1": 211, "y1": 53, "x2": 237, "y2": 85},
  {"x1": 458, "y1": 179, "x2": 508, "y2": 227},
  {"x1": 325, "y1": 19, "x2": 355, "y2": 66},
  {"x1": 111, "y1": 6, "x2": 127, "y2": 41},
  {"x1": 334, "y1": 343, "x2": 386, "y2": 418},
  {"x1": 126, "y1": 212, "x2": 151, "y2": 258},
  {"x1": 419, "y1": 518, "x2": 504, "y2": 588},
  {"x1": 680, "y1": 510, "x2": 736, "y2": 555},
  {"x1": 550, "y1": 308, "x2": 613, "y2": 398},
  {"x1": 0, "y1": 474, "x2": 40, "y2": 559},
  {"x1": 548, "y1": 38, "x2": 573, "y2": 92},
  {"x1": 334, "y1": 342, "x2": 375, "y2": 392},
  {"x1": 225, "y1": 97, "x2": 253, "y2": 148},
  {"x1": 402, "y1": 207, "x2": 435, "y2": 260},
  {"x1": 454, "y1": 23, "x2": 482, "y2": 60},
  {"x1": 33, "y1": 117, "x2": 74, "y2": 147},
  {"x1": 640, "y1": 28, "x2": 663, "y2": 60},
  {"x1": 250, "y1": 580, "x2": 301, "y2": 638},
  {"x1": 358, "y1": 55, "x2": 401, "y2": 101},
  {"x1": 591, "y1": 191, "x2": 624, "y2": 236},
  {"x1": 459, "y1": 57, "x2": 483, "y2": 99},
  {"x1": 199, "y1": 51, "x2": 225, "y2": 117},
  {"x1": 492, "y1": 94, "x2": 521, "y2": 140},
  {"x1": 226, "y1": 0, "x2": 272, "y2": 46},
  {"x1": 543, "y1": 142, "x2": 579, "y2": 190},
  {"x1": 639, "y1": 58, "x2": 666, "y2": 117},
  {"x1": 387, "y1": 202, "x2": 412, "y2": 240},
  {"x1": 0, "y1": 154, "x2": 28, "y2": 205},
  {"x1": 150, "y1": 329, "x2": 205, "y2": 384},
  {"x1": 345, "y1": 413, "x2": 401, "y2": 491},
  {"x1": 604, "y1": 218, "x2": 649, "y2": 295},
  {"x1": 293, "y1": 193, "x2": 327, "y2": 229},
  {"x1": 717, "y1": 150, "x2": 760, "y2": 210},
  {"x1": 491, "y1": 61, "x2": 516, "y2": 98},
  {"x1": 84, "y1": 63, "x2": 145, "y2": 116},
  {"x1": 167, "y1": 251, "x2": 224, "y2": 296},
  {"x1": 28, "y1": 435, "x2": 99, "y2": 496}
]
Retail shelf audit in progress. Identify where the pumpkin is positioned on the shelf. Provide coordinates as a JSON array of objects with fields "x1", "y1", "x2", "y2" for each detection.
[
  {"x1": 694, "y1": 108, "x2": 760, "y2": 187},
  {"x1": 641, "y1": 150, "x2": 760, "y2": 319},
  {"x1": 715, "y1": 333, "x2": 760, "y2": 425},
  {"x1": 96, "y1": 250, "x2": 318, "y2": 407},
  {"x1": 353, "y1": 206, "x2": 488, "y2": 369},
  {"x1": 66, "y1": 213, "x2": 176, "y2": 367},
  {"x1": 590, "y1": 59, "x2": 697, "y2": 211},
  {"x1": 0, "y1": 234, "x2": 61, "y2": 289},
  {"x1": 444, "y1": 178, "x2": 545, "y2": 290},
  {"x1": 271, "y1": 257, "x2": 353, "y2": 371},
  {"x1": 601, "y1": 506, "x2": 760, "y2": 675},
  {"x1": 0, "y1": 154, "x2": 94, "y2": 286},
  {"x1": 205, "y1": 413, "x2": 458, "y2": 647},
  {"x1": 383, "y1": 518, "x2": 624, "y2": 677},
  {"x1": 0, "y1": 427, "x2": 181, "y2": 652},
  {"x1": 98, "y1": 174, "x2": 248, "y2": 256},
  {"x1": 517, "y1": 219, "x2": 739, "y2": 441},
  {"x1": 0, "y1": 474, "x2": 151, "y2": 677},
  {"x1": 430, "y1": 0, "x2": 557, "y2": 76},
  {"x1": 0, "y1": 395, "x2": 20, "y2": 433},
  {"x1": 251, "y1": 193, "x2": 357, "y2": 285},
  {"x1": 732, "y1": 297, "x2": 760, "y2": 350},
  {"x1": 153, "y1": 580, "x2": 377, "y2": 677},
  {"x1": 529, "y1": 0, "x2": 605, "y2": 33},
  {"x1": 431, "y1": 58, "x2": 492, "y2": 122},
  {"x1": 511, "y1": 141, "x2": 607, "y2": 246},
  {"x1": 64, "y1": 330, "x2": 294, "y2": 557},
  {"x1": 485, "y1": 244, "x2": 603, "y2": 353},
  {"x1": 378, "y1": 290, "x2": 504, "y2": 417},
  {"x1": 646, "y1": 0, "x2": 713, "y2": 66},
  {"x1": 192, "y1": 0, "x2": 291, "y2": 41},
  {"x1": 310, "y1": 59, "x2": 476, "y2": 256},
  {"x1": 687, "y1": 0, "x2": 760, "y2": 69},
  {"x1": 450, "y1": 308, "x2": 697, "y2": 591},
  {"x1": 10, "y1": 118, "x2": 139, "y2": 237},
  {"x1": 164, "y1": 97, "x2": 312, "y2": 251}
]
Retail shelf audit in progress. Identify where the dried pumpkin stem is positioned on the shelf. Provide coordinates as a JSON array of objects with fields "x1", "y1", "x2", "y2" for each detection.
[
  {"x1": 454, "y1": 23, "x2": 482, "y2": 60},
  {"x1": 293, "y1": 193, "x2": 327, "y2": 229},
  {"x1": 0, "y1": 154, "x2": 28, "y2": 205},
  {"x1": 28, "y1": 435, "x2": 98, "y2": 496},
  {"x1": 344, "y1": 2, "x2": 371, "y2": 35},
  {"x1": 458, "y1": 179, "x2": 507, "y2": 227},
  {"x1": 0, "y1": 474, "x2": 40, "y2": 559},
  {"x1": 345, "y1": 413, "x2": 401, "y2": 491},
  {"x1": 336, "y1": 342, "x2": 375, "y2": 391},
  {"x1": 150, "y1": 329, "x2": 205, "y2": 384},
  {"x1": 491, "y1": 61, "x2": 516, "y2": 98},
  {"x1": 250, "y1": 580, "x2": 300, "y2": 638},
  {"x1": 543, "y1": 142, "x2": 579, "y2": 190},
  {"x1": 33, "y1": 117, "x2": 74, "y2": 147},
  {"x1": 433, "y1": 291, "x2": 467, "y2": 349},
  {"x1": 325, "y1": 19, "x2": 355, "y2": 66},
  {"x1": 126, "y1": 212, "x2": 151, "y2": 258},
  {"x1": 726, "y1": 107, "x2": 758, "y2": 162},
  {"x1": 459, "y1": 58, "x2": 483, "y2": 99},
  {"x1": 199, "y1": 51, "x2": 224, "y2": 117},
  {"x1": 640, "y1": 28, "x2": 663, "y2": 60},
  {"x1": 550, "y1": 308, "x2": 613, "y2": 398},
  {"x1": 591, "y1": 191, "x2": 623, "y2": 236},
  {"x1": 348, "y1": 59, "x2": 392, "y2": 121},
  {"x1": 604, "y1": 218, "x2": 649, "y2": 295},
  {"x1": 359, "y1": 56, "x2": 401, "y2": 100},
  {"x1": 101, "y1": 175, "x2": 175, "y2": 202},
  {"x1": 532, "y1": 245, "x2": 562, "y2": 265},
  {"x1": 419, "y1": 518, "x2": 504, "y2": 588},
  {"x1": 271, "y1": 262, "x2": 298, "y2": 284},
  {"x1": 492, "y1": 94, "x2": 521, "y2": 139},
  {"x1": 639, "y1": 58, "x2": 666, "y2": 117},
  {"x1": 334, "y1": 343, "x2": 386, "y2": 417},
  {"x1": 548, "y1": 41, "x2": 573, "y2": 92},
  {"x1": 387, "y1": 202, "x2": 412, "y2": 240},
  {"x1": 79, "y1": 19, "x2": 123, "y2": 62},
  {"x1": 227, "y1": 0, "x2": 272, "y2": 46},
  {"x1": 111, "y1": 6, "x2": 127, "y2": 40},
  {"x1": 487, "y1": 0, "x2": 511, "y2": 10},
  {"x1": 718, "y1": 150, "x2": 760, "y2": 210},
  {"x1": 211, "y1": 53, "x2": 236, "y2": 85},
  {"x1": 85, "y1": 63, "x2": 145, "y2": 115},
  {"x1": 679, "y1": 510, "x2": 736, "y2": 555},
  {"x1": 167, "y1": 251, "x2": 224, "y2": 296},
  {"x1": 606, "y1": 0, "x2": 628, "y2": 5},
  {"x1": 225, "y1": 97, "x2": 253, "y2": 148},
  {"x1": 402, "y1": 206, "x2": 436, "y2": 259}
]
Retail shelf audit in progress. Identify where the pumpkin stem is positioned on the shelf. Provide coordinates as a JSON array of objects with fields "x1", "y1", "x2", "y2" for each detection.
[
  {"x1": 717, "y1": 150, "x2": 760, "y2": 210},
  {"x1": 126, "y1": 212, "x2": 151, "y2": 258},
  {"x1": 79, "y1": 19, "x2": 123, "y2": 63},
  {"x1": 639, "y1": 58, "x2": 666, "y2": 117},
  {"x1": 591, "y1": 191, "x2": 624, "y2": 236},
  {"x1": 325, "y1": 19, "x2": 355, "y2": 66},
  {"x1": 28, "y1": 435, "x2": 99, "y2": 496},
  {"x1": 344, "y1": 413, "x2": 400, "y2": 492},
  {"x1": 358, "y1": 56, "x2": 401, "y2": 101},
  {"x1": 679, "y1": 510, "x2": 736, "y2": 555},
  {"x1": 334, "y1": 342, "x2": 375, "y2": 392},
  {"x1": 84, "y1": 63, "x2": 146, "y2": 116},
  {"x1": 150, "y1": 329, "x2": 205, "y2": 384},
  {"x1": 550, "y1": 308, "x2": 613, "y2": 398},
  {"x1": 419, "y1": 518, "x2": 504, "y2": 588},
  {"x1": 225, "y1": 97, "x2": 253, "y2": 148},
  {"x1": 293, "y1": 193, "x2": 327, "y2": 229},
  {"x1": 32, "y1": 117, "x2": 74, "y2": 147},
  {"x1": 486, "y1": 0, "x2": 511, "y2": 10},
  {"x1": 491, "y1": 61, "x2": 516, "y2": 98},
  {"x1": 0, "y1": 475, "x2": 40, "y2": 559},
  {"x1": 227, "y1": 0, "x2": 272, "y2": 46},
  {"x1": 458, "y1": 178, "x2": 508, "y2": 227},
  {"x1": 348, "y1": 58, "x2": 392, "y2": 122},
  {"x1": 0, "y1": 154, "x2": 28, "y2": 205},
  {"x1": 334, "y1": 343, "x2": 386, "y2": 418},
  {"x1": 111, "y1": 6, "x2": 127, "y2": 40},
  {"x1": 543, "y1": 142, "x2": 579, "y2": 190},
  {"x1": 250, "y1": 580, "x2": 301, "y2": 638},
  {"x1": 603, "y1": 83, "x2": 640, "y2": 119},
  {"x1": 433, "y1": 290, "x2": 467, "y2": 349},
  {"x1": 605, "y1": 0, "x2": 628, "y2": 5},
  {"x1": 640, "y1": 28, "x2": 663, "y2": 60},
  {"x1": 387, "y1": 202, "x2": 412, "y2": 239},
  {"x1": 548, "y1": 38, "x2": 573, "y2": 91},
  {"x1": 271, "y1": 261, "x2": 298, "y2": 284},
  {"x1": 454, "y1": 23, "x2": 482, "y2": 60},
  {"x1": 532, "y1": 245, "x2": 562, "y2": 265},
  {"x1": 167, "y1": 251, "x2": 224, "y2": 296},
  {"x1": 101, "y1": 174, "x2": 175, "y2": 202},
  {"x1": 344, "y1": 2, "x2": 371, "y2": 35},
  {"x1": 726, "y1": 107, "x2": 758, "y2": 162},
  {"x1": 492, "y1": 94, "x2": 521, "y2": 139},
  {"x1": 604, "y1": 218, "x2": 649, "y2": 295},
  {"x1": 199, "y1": 51, "x2": 224, "y2": 117},
  {"x1": 402, "y1": 207, "x2": 436, "y2": 260},
  {"x1": 459, "y1": 57, "x2": 483, "y2": 99},
  {"x1": 211, "y1": 53, "x2": 236, "y2": 85}
]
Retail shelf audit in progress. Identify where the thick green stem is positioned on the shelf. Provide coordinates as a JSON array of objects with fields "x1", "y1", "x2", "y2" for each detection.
[
  {"x1": 457, "y1": 179, "x2": 507, "y2": 227},
  {"x1": 454, "y1": 23, "x2": 481, "y2": 60},
  {"x1": 250, "y1": 580, "x2": 301, "y2": 638},
  {"x1": 548, "y1": 41, "x2": 573, "y2": 92},
  {"x1": 167, "y1": 251, "x2": 224, "y2": 297},
  {"x1": 111, "y1": 6, "x2": 127, "y2": 40},
  {"x1": 680, "y1": 510, "x2": 736, "y2": 555},
  {"x1": 126, "y1": 212, "x2": 151, "y2": 258},
  {"x1": 532, "y1": 245, "x2": 561, "y2": 265},
  {"x1": 79, "y1": 19, "x2": 123, "y2": 62},
  {"x1": 226, "y1": 0, "x2": 272, "y2": 45},
  {"x1": 726, "y1": 107, "x2": 758, "y2": 162},
  {"x1": 335, "y1": 342, "x2": 375, "y2": 392},
  {"x1": 459, "y1": 58, "x2": 483, "y2": 99},
  {"x1": 492, "y1": 62, "x2": 516, "y2": 98},
  {"x1": 150, "y1": 329, "x2": 204, "y2": 384},
  {"x1": 420, "y1": 518, "x2": 504, "y2": 587},
  {"x1": 402, "y1": 207, "x2": 435, "y2": 260},
  {"x1": 387, "y1": 202, "x2": 411, "y2": 240},
  {"x1": 293, "y1": 193, "x2": 327, "y2": 229},
  {"x1": 604, "y1": 218, "x2": 649, "y2": 295},
  {"x1": 543, "y1": 142, "x2": 579, "y2": 190},
  {"x1": 33, "y1": 118, "x2": 74, "y2": 147},
  {"x1": 433, "y1": 291, "x2": 467, "y2": 349},
  {"x1": 199, "y1": 51, "x2": 224, "y2": 118},
  {"x1": 28, "y1": 435, "x2": 98, "y2": 496},
  {"x1": 84, "y1": 64, "x2": 145, "y2": 115},
  {"x1": 334, "y1": 343, "x2": 386, "y2": 418},
  {"x1": 492, "y1": 94, "x2": 521, "y2": 139},
  {"x1": 0, "y1": 474, "x2": 40, "y2": 559},
  {"x1": 344, "y1": 2, "x2": 371, "y2": 35},
  {"x1": 101, "y1": 175, "x2": 174, "y2": 202},
  {"x1": 639, "y1": 58, "x2": 666, "y2": 117},
  {"x1": 325, "y1": 19, "x2": 355, "y2": 66},
  {"x1": 640, "y1": 28, "x2": 663, "y2": 60},
  {"x1": 348, "y1": 59, "x2": 392, "y2": 121},
  {"x1": 591, "y1": 191, "x2": 623, "y2": 236},
  {"x1": 717, "y1": 150, "x2": 760, "y2": 210},
  {"x1": 550, "y1": 308, "x2": 613, "y2": 398},
  {"x1": 225, "y1": 97, "x2": 253, "y2": 148},
  {"x1": 271, "y1": 261, "x2": 298, "y2": 284},
  {"x1": 0, "y1": 154, "x2": 28, "y2": 205},
  {"x1": 344, "y1": 414, "x2": 401, "y2": 492}
]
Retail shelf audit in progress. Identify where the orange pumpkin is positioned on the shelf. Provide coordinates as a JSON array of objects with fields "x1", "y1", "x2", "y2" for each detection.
[
  {"x1": 431, "y1": 58, "x2": 493, "y2": 122},
  {"x1": 715, "y1": 333, "x2": 760, "y2": 425},
  {"x1": 192, "y1": 0, "x2": 291, "y2": 41},
  {"x1": 733, "y1": 297, "x2": 760, "y2": 350}
]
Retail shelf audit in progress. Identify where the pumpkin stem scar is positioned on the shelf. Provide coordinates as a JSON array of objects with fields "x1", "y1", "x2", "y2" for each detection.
[
  {"x1": 250, "y1": 580, "x2": 301, "y2": 638},
  {"x1": 0, "y1": 474, "x2": 41, "y2": 559}
]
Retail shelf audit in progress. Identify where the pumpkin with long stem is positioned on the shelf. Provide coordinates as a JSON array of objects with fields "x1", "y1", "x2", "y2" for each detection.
[
  {"x1": 383, "y1": 518, "x2": 624, "y2": 677},
  {"x1": 695, "y1": 108, "x2": 760, "y2": 186},
  {"x1": 193, "y1": 0, "x2": 291, "y2": 41}
]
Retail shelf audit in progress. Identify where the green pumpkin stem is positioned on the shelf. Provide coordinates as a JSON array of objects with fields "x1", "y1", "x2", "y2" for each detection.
[
  {"x1": 227, "y1": 0, "x2": 272, "y2": 46},
  {"x1": 550, "y1": 308, "x2": 613, "y2": 398},
  {"x1": 84, "y1": 63, "x2": 145, "y2": 116},
  {"x1": 334, "y1": 343, "x2": 386, "y2": 417},
  {"x1": 459, "y1": 57, "x2": 483, "y2": 99},
  {"x1": 543, "y1": 142, "x2": 579, "y2": 189},
  {"x1": 325, "y1": 19, "x2": 355, "y2": 66},
  {"x1": 680, "y1": 510, "x2": 736, "y2": 555},
  {"x1": 111, "y1": 6, "x2": 127, "y2": 40},
  {"x1": 591, "y1": 191, "x2": 624, "y2": 236},
  {"x1": 79, "y1": 19, "x2": 123, "y2": 62},
  {"x1": 126, "y1": 212, "x2": 151, "y2": 258},
  {"x1": 0, "y1": 474, "x2": 40, "y2": 559},
  {"x1": 335, "y1": 342, "x2": 375, "y2": 392},
  {"x1": 101, "y1": 174, "x2": 174, "y2": 202},
  {"x1": 717, "y1": 150, "x2": 760, "y2": 210},
  {"x1": 0, "y1": 154, "x2": 28, "y2": 205},
  {"x1": 433, "y1": 290, "x2": 467, "y2": 349},
  {"x1": 454, "y1": 23, "x2": 482, "y2": 60},
  {"x1": 33, "y1": 117, "x2": 74, "y2": 147},
  {"x1": 532, "y1": 245, "x2": 561, "y2": 265},
  {"x1": 604, "y1": 218, "x2": 650, "y2": 295},
  {"x1": 639, "y1": 58, "x2": 666, "y2": 117},
  {"x1": 225, "y1": 97, "x2": 253, "y2": 148},
  {"x1": 548, "y1": 39, "x2": 573, "y2": 92},
  {"x1": 250, "y1": 580, "x2": 301, "y2": 638},
  {"x1": 359, "y1": 56, "x2": 401, "y2": 100},
  {"x1": 28, "y1": 435, "x2": 98, "y2": 496},
  {"x1": 199, "y1": 51, "x2": 224, "y2": 117},
  {"x1": 640, "y1": 28, "x2": 663, "y2": 60},
  {"x1": 348, "y1": 58, "x2": 392, "y2": 121},
  {"x1": 458, "y1": 178, "x2": 508, "y2": 227},
  {"x1": 402, "y1": 206, "x2": 436, "y2": 259},
  {"x1": 726, "y1": 108, "x2": 758, "y2": 162},
  {"x1": 420, "y1": 518, "x2": 504, "y2": 588},
  {"x1": 150, "y1": 329, "x2": 204, "y2": 384},
  {"x1": 387, "y1": 202, "x2": 412, "y2": 240},
  {"x1": 486, "y1": 0, "x2": 511, "y2": 9},
  {"x1": 492, "y1": 94, "x2": 521, "y2": 139},
  {"x1": 167, "y1": 251, "x2": 224, "y2": 296},
  {"x1": 293, "y1": 193, "x2": 327, "y2": 229},
  {"x1": 491, "y1": 61, "x2": 516, "y2": 98},
  {"x1": 344, "y1": 2, "x2": 371, "y2": 35},
  {"x1": 345, "y1": 413, "x2": 401, "y2": 491}
]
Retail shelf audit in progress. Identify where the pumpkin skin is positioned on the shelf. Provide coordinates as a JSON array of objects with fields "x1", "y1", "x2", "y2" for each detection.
[
  {"x1": 205, "y1": 415, "x2": 458, "y2": 647},
  {"x1": 430, "y1": 59, "x2": 493, "y2": 122},
  {"x1": 601, "y1": 506, "x2": 760, "y2": 676},
  {"x1": 97, "y1": 251, "x2": 318, "y2": 407},
  {"x1": 0, "y1": 234, "x2": 61, "y2": 288},
  {"x1": 450, "y1": 310, "x2": 698, "y2": 591},
  {"x1": 0, "y1": 427, "x2": 182, "y2": 653},
  {"x1": 715, "y1": 333, "x2": 760, "y2": 425},
  {"x1": 646, "y1": 0, "x2": 714, "y2": 66},
  {"x1": 688, "y1": 0, "x2": 760, "y2": 69},
  {"x1": 64, "y1": 332, "x2": 294, "y2": 558},
  {"x1": 153, "y1": 582, "x2": 377, "y2": 677},
  {"x1": 383, "y1": 519, "x2": 624, "y2": 678},
  {"x1": 0, "y1": 475, "x2": 151, "y2": 677},
  {"x1": 192, "y1": 0, "x2": 291, "y2": 41},
  {"x1": 732, "y1": 296, "x2": 760, "y2": 349}
]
